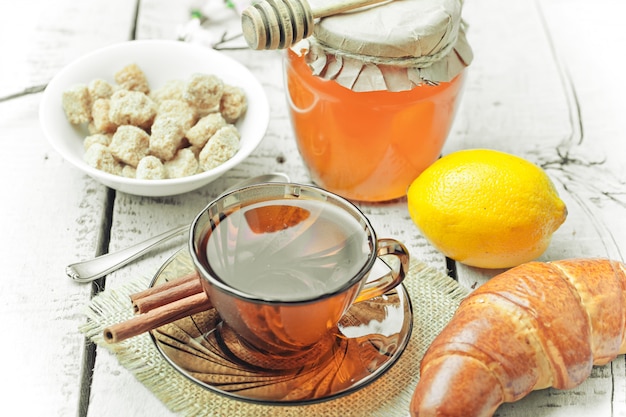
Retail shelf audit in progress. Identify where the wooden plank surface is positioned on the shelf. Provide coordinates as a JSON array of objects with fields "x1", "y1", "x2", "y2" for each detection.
[
  {"x1": 1, "y1": 0, "x2": 625, "y2": 416},
  {"x1": 0, "y1": 0, "x2": 140, "y2": 415},
  {"x1": 453, "y1": 1, "x2": 626, "y2": 416}
]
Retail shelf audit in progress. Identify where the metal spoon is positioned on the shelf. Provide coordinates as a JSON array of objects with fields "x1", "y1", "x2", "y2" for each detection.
[{"x1": 66, "y1": 173, "x2": 290, "y2": 283}]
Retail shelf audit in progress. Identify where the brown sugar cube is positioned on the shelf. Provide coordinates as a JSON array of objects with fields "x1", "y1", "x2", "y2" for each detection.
[
  {"x1": 62, "y1": 84, "x2": 92, "y2": 124},
  {"x1": 136, "y1": 156, "x2": 166, "y2": 180},
  {"x1": 114, "y1": 63, "x2": 150, "y2": 94},
  {"x1": 91, "y1": 99, "x2": 118, "y2": 133},
  {"x1": 108, "y1": 89, "x2": 156, "y2": 129},
  {"x1": 157, "y1": 99, "x2": 198, "y2": 131},
  {"x1": 88, "y1": 79, "x2": 116, "y2": 100},
  {"x1": 198, "y1": 125, "x2": 240, "y2": 171},
  {"x1": 84, "y1": 143, "x2": 123, "y2": 175},
  {"x1": 84, "y1": 133, "x2": 112, "y2": 150},
  {"x1": 121, "y1": 164, "x2": 137, "y2": 178},
  {"x1": 164, "y1": 148, "x2": 200, "y2": 178},
  {"x1": 220, "y1": 85, "x2": 247, "y2": 123},
  {"x1": 188, "y1": 145, "x2": 202, "y2": 159},
  {"x1": 150, "y1": 79, "x2": 185, "y2": 104},
  {"x1": 87, "y1": 122, "x2": 99, "y2": 135},
  {"x1": 186, "y1": 112, "x2": 226, "y2": 148},
  {"x1": 149, "y1": 115, "x2": 186, "y2": 161},
  {"x1": 109, "y1": 125, "x2": 150, "y2": 167},
  {"x1": 183, "y1": 73, "x2": 224, "y2": 116}
]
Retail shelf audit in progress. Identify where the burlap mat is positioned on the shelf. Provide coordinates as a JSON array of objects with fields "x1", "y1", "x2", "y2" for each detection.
[{"x1": 81, "y1": 253, "x2": 469, "y2": 417}]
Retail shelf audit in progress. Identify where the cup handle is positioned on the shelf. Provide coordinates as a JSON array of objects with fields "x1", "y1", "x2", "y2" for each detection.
[{"x1": 354, "y1": 238, "x2": 410, "y2": 303}]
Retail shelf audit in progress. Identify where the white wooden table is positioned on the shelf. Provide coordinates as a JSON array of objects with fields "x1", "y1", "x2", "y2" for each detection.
[{"x1": 1, "y1": 0, "x2": 625, "y2": 415}]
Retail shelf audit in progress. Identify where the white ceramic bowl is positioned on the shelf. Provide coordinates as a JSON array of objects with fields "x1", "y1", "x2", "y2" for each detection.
[{"x1": 39, "y1": 40, "x2": 269, "y2": 197}]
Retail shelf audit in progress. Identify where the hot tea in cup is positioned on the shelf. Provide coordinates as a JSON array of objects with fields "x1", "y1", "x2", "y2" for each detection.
[{"x1": 189, "y1": 183, "x2": 409, "y2": 359}]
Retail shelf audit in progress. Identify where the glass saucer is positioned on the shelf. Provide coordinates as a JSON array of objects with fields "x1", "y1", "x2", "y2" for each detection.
[{"x1": 149, "y1": 249, "x2": 413, "y2": 405}]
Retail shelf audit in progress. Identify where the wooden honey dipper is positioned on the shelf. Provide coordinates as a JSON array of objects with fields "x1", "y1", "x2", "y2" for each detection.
[{"x1": 241, "y1": 0, "x2": 392, "y2": 50}]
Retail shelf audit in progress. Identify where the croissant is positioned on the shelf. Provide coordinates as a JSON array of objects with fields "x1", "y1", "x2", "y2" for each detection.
[{"x1": 410, "y1": 258, "x2": 626, "y2": 417}]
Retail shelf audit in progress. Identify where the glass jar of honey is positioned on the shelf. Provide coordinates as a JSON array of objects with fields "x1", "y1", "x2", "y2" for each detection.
[{"x1": 284, "y1": 0, "x2": 473, "y2": 202}]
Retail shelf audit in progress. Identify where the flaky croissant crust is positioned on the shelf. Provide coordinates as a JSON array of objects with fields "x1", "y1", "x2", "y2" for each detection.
[{"x1": 410, "y1": 258, "x2": 626, "y2": 417}]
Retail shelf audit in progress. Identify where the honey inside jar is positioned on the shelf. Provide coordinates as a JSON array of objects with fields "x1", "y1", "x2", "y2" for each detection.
[
  {"x1": 282, "y1": 0, "x2": 472, "y2": 202},
  {"x1": 286, "y1": 49, "x2": 466, "y2": 202}
]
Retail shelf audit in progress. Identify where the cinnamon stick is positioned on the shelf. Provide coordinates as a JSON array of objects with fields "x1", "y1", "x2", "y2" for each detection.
[
  {"x1": 132, "y1": 273, "x2": 204, "y2": 314},
  {"x1": 130, "y1": 272, "x2": 200, "y2": 305},
  {"x1": 103, "y1": 292, "x2": 213, "y2": 343}
]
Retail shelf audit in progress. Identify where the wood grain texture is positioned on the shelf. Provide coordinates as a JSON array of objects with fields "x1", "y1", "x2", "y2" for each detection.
[{"x1": 0, "y1": 71, "x2": 109, "y2": 416}]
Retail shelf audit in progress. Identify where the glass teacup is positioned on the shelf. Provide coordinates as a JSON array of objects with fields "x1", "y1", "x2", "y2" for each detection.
[{"x1": 189, "y1": 183, "x2": 409, "y2": 361}]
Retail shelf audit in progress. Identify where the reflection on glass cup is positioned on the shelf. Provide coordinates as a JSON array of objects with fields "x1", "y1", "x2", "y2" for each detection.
[{"x1": 189, "y1": 183, "x2": 410, "y2": 360}]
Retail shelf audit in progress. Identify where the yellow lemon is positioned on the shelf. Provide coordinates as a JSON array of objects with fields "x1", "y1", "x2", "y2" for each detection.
[{"x1": 407, "y1": 149, "x2": 567, "y2": 269}]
